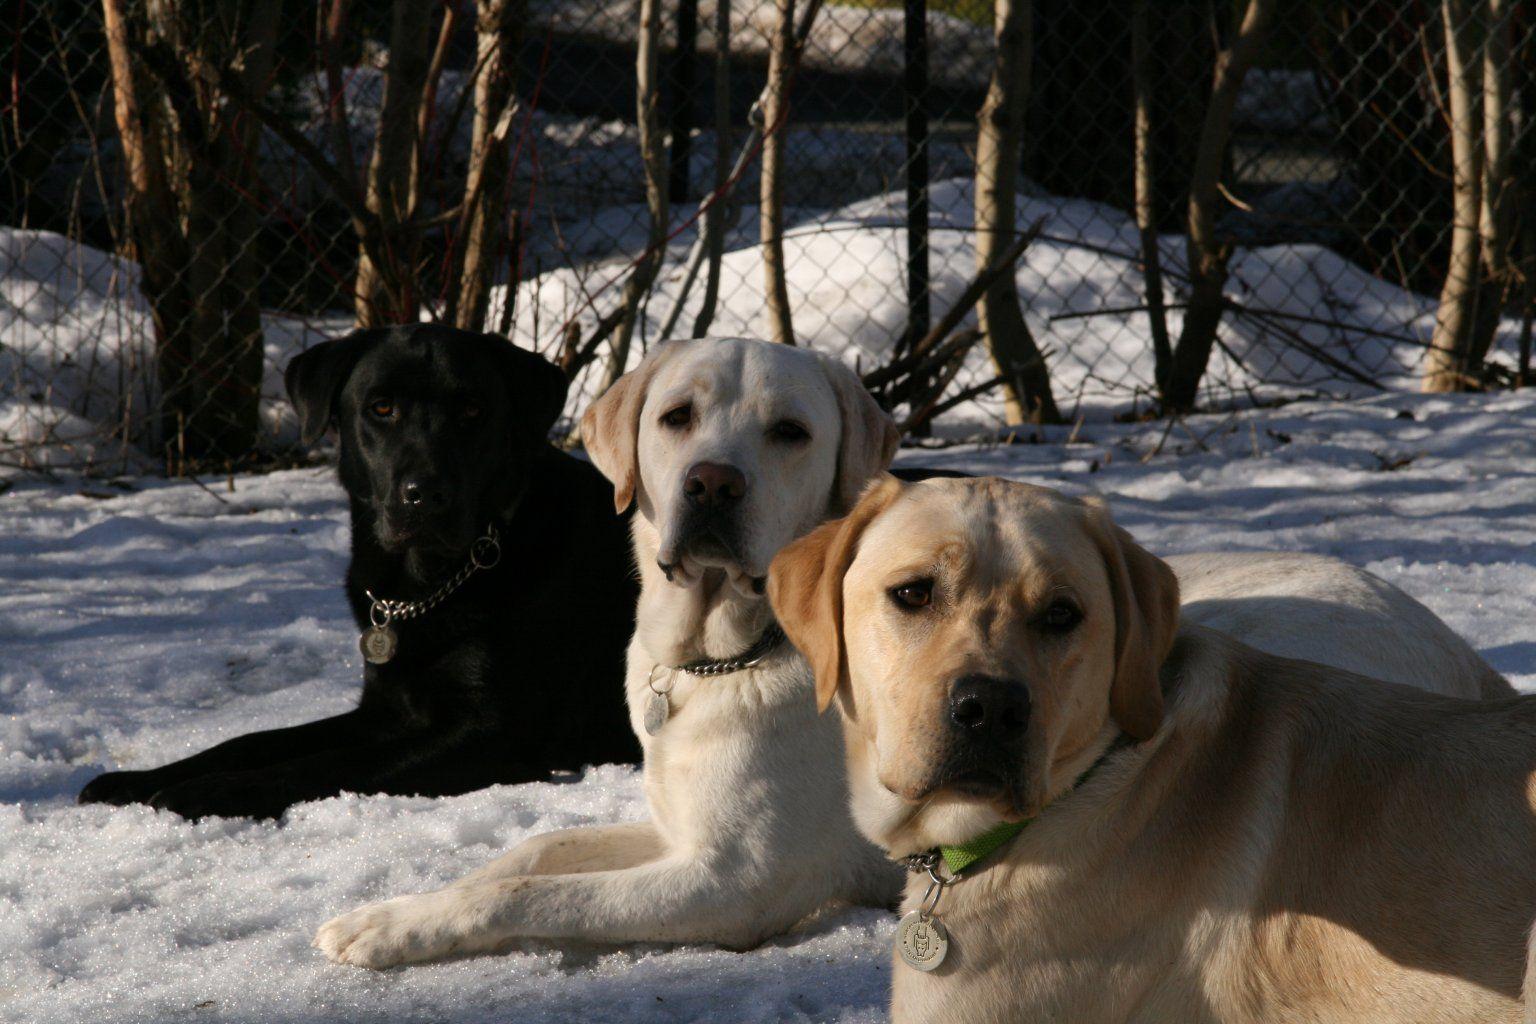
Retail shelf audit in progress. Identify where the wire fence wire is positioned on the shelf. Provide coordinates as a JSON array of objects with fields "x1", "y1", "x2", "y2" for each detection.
[{"x1": 2, "y1": 0, "x2": 1533, "y2": 475}]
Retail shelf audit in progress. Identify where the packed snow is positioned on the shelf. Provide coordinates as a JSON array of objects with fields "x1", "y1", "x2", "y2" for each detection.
[
  {"x1": 500, "y1": 175, "x2": 1529, "y2": 427},
  {"x1": 3, "y1": 387, "x2": 1533, "y2": 1023}
]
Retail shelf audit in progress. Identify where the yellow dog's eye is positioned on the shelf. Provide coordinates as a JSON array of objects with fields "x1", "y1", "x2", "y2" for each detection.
[
  {"x1": 369, "y1": 399, "x2": 395, "y2": 419},
  {"x1": 1039, "y1": 600, "x2": 1082, "y2": 632},
  {"x1": 889, "y1": 580, "x2": 933, "y2": 610},
  {"x1": 661, "y1": 404, "x2": 692, "y2": 429},
  {"x1": 769, "y1": 420, "x2": 810, "y2": 443}
]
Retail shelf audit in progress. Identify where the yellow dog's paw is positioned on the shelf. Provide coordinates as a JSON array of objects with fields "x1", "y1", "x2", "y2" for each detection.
[{"x1": 314, "y1": 894, "x2": 456, "y2": 969}]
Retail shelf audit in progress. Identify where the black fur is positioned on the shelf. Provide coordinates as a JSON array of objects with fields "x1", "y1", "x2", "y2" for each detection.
[{"x1": 78, "y1": 324, "x2": 640, "y2": 819}]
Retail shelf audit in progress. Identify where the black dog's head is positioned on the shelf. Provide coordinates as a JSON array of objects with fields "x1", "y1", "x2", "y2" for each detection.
[{"x1": 285, "y1": 324, "x2": 567, "y2": 559}]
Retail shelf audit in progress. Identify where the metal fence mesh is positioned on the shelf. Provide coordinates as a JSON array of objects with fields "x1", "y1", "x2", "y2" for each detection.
[{"x1": 2, "y1": 0, "x2": 1532, "y2": 475}]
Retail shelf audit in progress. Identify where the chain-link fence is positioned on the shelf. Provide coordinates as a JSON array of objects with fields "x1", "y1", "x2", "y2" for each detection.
[{"x1": 2, "y1": 0, "x2": 1533, "y2": 475}]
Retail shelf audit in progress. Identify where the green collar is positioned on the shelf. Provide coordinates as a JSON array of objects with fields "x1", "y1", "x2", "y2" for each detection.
[{"x1": 931, "y1": 734, "x2": 1129, "y2": 877}]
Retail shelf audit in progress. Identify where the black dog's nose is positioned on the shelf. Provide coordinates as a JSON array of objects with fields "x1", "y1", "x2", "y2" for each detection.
[
  {"x1": 683, "y1": 461, "x2": 746, "y2": 509},
  {"x1": 949, "y1": 674, "x2": 1030, "y2": 737},
  {"x1": 399, "y1": 476, "x2": 447, "y2": 510}
]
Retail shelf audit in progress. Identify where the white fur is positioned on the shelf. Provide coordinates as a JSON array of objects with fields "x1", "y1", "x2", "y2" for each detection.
[{"x1": 314, "y1": 338, "x2": 899, "y2": 967}]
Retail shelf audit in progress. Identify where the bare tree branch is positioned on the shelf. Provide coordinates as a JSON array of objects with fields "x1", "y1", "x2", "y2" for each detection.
[
  {"x1": 1161, "y1": 0, "x2": 1275, "y2": 411},
  {"x1": 864, "y1": 218, "x2": 1043, "y2": 392},
  {"x1": 354, "y1": 0, "x2": 435, "y2": 325},
  {"x1": 760, "y1": 0, "x2": 796, "y2": 344},
  {"x1": 449, "y1": 0, "x2": 524, "y2": 331},
  {"x1": 596, "y1": 0, "x2": 670, "y2": 393}
]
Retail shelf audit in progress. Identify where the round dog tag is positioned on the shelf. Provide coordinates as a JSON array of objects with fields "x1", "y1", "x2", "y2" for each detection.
[
  {"x1": 896, "y1": 911, "x2": 948, "y2": 971},
  {"x1": 643, "y1": 691, "x2": 671, "y2": 736},
  {"x1": 360, "y1": 625, "x2": 398, "y2": 665}
]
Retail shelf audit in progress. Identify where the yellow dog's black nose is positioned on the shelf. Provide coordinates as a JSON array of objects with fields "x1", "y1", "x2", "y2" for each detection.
[{"x1": 949, "y1": 674, "x2": 1030, "y2": 738}]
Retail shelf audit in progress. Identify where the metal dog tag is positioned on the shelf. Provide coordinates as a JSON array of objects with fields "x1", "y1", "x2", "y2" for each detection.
[
  {"x1": 360, "y1": 624, "x2": 398, "y2": 665},
  {"x1": 896, "y1": 911, "x2": 948, "y2": 972},
  {"x1": 643, "y1": 691, "x2": 671, "y2": 736}
]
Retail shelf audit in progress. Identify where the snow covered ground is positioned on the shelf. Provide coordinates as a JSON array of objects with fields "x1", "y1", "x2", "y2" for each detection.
[{"x1": 3, "y1": 387, "x2": 1533, "y2": 1023}]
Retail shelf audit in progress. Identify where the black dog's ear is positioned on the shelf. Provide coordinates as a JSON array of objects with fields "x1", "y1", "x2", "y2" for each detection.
[
  {"x1": 284, "y1": 329, "x2": 386, "y2": 445},
  {"x1": 485, "y1": 333, "x2": 568, "y2": 439}
]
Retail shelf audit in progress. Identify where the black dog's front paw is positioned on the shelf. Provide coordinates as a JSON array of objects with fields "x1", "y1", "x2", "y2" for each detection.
[
  {"x1": 147, "y1": 773, "x2": 290, "y2": 822},
  {"x1": 79, "y1": 769, "x2": 165, "y2": 807}
]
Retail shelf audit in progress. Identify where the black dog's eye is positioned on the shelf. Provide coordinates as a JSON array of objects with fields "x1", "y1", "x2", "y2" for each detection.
[
  {"x1": 889, "y1": 579, "x2": 933, "y2": 610},
  {"x1": 461, "y1": 403, "x2": 482, "y2": 421},
  {"x1": 661, "y1": 404, "x2": 692, "y2": 429},
  {"x1": 369, "y1": 399, "x2": 395, "y2": 420},
  {"x1": 1039, "y1": 600, "x2": 1082, "y2": 633},
  {"x1": 770, "y1": 420, "x2": 810, "y2": 443}
]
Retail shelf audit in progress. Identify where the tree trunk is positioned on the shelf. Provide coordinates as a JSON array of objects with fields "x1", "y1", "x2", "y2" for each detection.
[
  {"x1": 1424, "y1": 0, "x2": 1486, "y2": 392},
  {"x1": 1161, "y1": 0, "x2": 1274, "y2": 413},
  {"x1": 975, "y1": 0, "x2": 1058, "y2": 424},
  {"x1": 106, "y1": 0, "x2": 275, "y2": 464},
  {"x1": 188, "y1": 0, "x2": 276, "y2": 459},
  {"x1": 450, "y1": 0, "x2": 523, "y2": 333},
  {"x1": 1131, "y1": 0, "x2": 1170, "y2": 396},
  {"x1": 1468, "y1": 0, "x2": 1515, "y2": 370},
  {"x1": 354, "y1": 0, "x2": 434, "y2": 326},
  {"x1": 760, "y1": 0, "x2": 796, "y2": 345},
  {"x1": 597, "y1": 0, "x2": 669, "y2": 395},
  {"x1": 102, "y1": 0, "x2": 195, "y2": 456}
]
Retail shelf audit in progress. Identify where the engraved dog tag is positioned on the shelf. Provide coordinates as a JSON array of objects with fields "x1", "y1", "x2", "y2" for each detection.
[
  {"x1": 360, "y1": 624, "x2": 398, "y2": 665},
  {"x1": 643, "y1": 691, "x2": 671, "y2": 736},
  {"x1": 896, "y1": 911, "x2": 948, "y2": 971}
]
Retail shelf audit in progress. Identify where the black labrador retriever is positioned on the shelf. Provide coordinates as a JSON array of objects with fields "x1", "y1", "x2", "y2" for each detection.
[{"x1": 79, "y1": 324, "x2": 640, "y2": 819}]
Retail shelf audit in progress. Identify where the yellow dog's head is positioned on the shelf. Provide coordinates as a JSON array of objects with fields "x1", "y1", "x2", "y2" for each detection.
[{"x1": 767, "y1": 475, "x2": 1178, "y2": 854}]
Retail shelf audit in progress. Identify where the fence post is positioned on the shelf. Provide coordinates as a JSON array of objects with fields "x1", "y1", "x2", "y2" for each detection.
[
  {"x1": 693, "y1": 0, "x2": 732, "y2": 338},
  {"x1": 1131, "y1": 0, "x2": 1171, "y2": 394},
  {"x1": 669, "y1": 0, "x2": 699, "y2": 204},
  {"x1": 902, "y1": 0, "x2": 930, "y2": 362}
]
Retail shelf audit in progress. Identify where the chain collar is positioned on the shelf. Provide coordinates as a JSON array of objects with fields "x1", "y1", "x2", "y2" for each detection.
[
  {"x1": 365, "y1": 523, "x2": 502, "y2": 628},
  {"x1": 672, "y1": 622, "x2": 787, "y2": 676},
  {"x1": 640, "y1": 622, "x2": 788, "y2": 736}
]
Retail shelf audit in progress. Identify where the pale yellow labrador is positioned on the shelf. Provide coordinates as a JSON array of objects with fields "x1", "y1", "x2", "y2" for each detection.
[{"x1": 768, "y1": 475, "x2": 1535, "y2": 1024}]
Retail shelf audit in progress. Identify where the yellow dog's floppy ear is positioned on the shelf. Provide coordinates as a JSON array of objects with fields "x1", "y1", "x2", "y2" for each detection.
[
  {"x1": 769, "y1": 475, "x2": 905, "y2": 713},
  {"x1": 1081, "y1": 496, "x2": 1180, "y2": 741},
  {"x1": 816, "y1": 352, "x2": 901, "y2": 514},
  {"x1": 580, "y1": 344, "x2": 680, "y2": 512}
]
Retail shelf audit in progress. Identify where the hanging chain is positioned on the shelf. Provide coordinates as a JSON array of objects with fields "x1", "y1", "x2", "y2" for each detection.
[{"x1": 365, "y1": 524, "x2": 501, "y2": 628}]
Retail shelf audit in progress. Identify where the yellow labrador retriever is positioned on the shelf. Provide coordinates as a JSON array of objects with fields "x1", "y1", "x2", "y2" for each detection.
[{"x1": 768, "y1": 475, "x2": 1534, "y2": 1024}]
